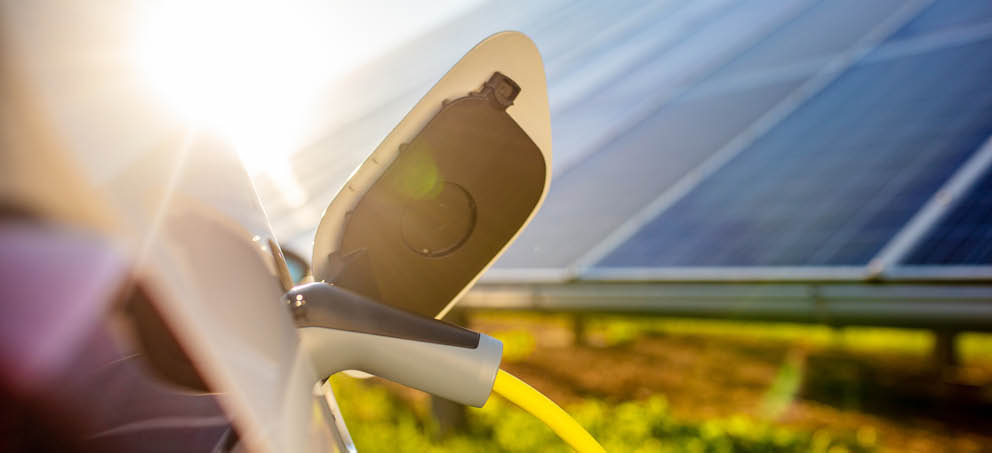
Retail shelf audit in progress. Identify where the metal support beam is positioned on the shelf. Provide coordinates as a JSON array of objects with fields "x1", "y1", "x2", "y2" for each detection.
[
  {"x1": 430, "y1": 309, "x2": 469, "y2": 437},
  {"x1": 933, "y1": 329, "x2": 959, "y2": 369},
  {"x1": 465, "y1": 281, "x2": 992, "y2": 331},
  {"x1": 430, "y1": 397, "x2": 468, "y2": 439},
  {"x1": 572, "y1": 313, "x2": 590, "y2": 346}
]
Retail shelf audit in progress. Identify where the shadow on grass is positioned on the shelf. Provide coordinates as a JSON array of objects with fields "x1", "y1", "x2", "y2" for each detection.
[{"x1": 802, "y1": 351, "x2": 992, "y2": 437}]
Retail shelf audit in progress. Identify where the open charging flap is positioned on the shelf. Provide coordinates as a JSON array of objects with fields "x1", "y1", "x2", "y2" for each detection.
[{"x1": 312, "y1": 32, "x2": 552, "y2": 319}]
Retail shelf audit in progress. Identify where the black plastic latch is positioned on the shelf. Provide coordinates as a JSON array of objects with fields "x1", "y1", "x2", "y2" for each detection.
[{"x1": 480, "y1": 72, "x2": 520, "y2": 110}]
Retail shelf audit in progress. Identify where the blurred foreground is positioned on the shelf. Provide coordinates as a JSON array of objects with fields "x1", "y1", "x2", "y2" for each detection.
[{"x1": 332, "y1": 314, "x2": 992, "y2": 452}]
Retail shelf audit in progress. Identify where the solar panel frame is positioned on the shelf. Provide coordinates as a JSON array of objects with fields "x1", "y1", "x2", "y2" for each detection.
[{"x1": 902, "y1": 163, "x2": 992, "y2": 265}]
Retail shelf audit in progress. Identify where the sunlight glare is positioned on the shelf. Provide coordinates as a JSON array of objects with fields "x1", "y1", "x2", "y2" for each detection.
[
  {"x1": 133, "y1": 0, "x2": 486, "y2": 209},
  {"x1": 133, "y1": 0, "x2": 337, "y2": 190}
]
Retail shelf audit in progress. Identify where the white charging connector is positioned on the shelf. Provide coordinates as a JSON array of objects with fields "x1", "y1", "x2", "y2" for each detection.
[{"x1": 286, "y1": 282, "x2": 502, "y2": 407}]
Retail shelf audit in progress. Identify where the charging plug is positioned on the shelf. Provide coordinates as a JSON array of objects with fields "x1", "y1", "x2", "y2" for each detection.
[{"x1": 285, "y1": 283, "x2": 502, "y2": 407}]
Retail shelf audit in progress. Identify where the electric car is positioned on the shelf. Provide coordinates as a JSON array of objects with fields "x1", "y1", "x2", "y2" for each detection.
[{"x1": 0, "y1": 3, "x2": 555, "y2": 451}]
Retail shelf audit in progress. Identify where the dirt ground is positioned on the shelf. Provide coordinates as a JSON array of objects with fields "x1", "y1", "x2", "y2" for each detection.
[{"x1": 468, "y1": 315, "x2": 992, "y2": 453}]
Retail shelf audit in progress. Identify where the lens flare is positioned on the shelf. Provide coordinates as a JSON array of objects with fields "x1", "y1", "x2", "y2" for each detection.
[{"x1": 132, "y1": 0, "x2": 338, "y2": 206}]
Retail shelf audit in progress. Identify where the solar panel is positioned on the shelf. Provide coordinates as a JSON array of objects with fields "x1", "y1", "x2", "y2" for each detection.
[
  {"x1": 545, "y1": 0, "x2": 789, "y2": 172},
  {"x1": 496, "y1": 80, "x2": 804, "y2": 269},
  {"x1": 903, "y1": 165, "x2": 992, "y2": 264},
  {"x1": 891, "y1": 0, "x2": 992, "y2": 39},
  {"x1": 262, "y1": 0, "x2": 992, "y2": 283},
  {"x1": 496, "y1": 0, "x2": 905, "y2": 270},
  {"x1": 598, "y1": 36, "x2": 992, "y2": 267},
  {"x1": 708, "y1": 0, "x2": 905, "y2": 77}
]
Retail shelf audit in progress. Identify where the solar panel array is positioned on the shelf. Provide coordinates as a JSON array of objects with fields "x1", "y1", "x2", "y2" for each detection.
[
  {"x1": 600, "y1": 37, "x2": 992, "y2": 267},
  {"x1": 494, "y1": 0, "x2": 992, "y2": 279},
  {"x1": 265, "y1": 0, "x2": 992, "y2": 282}
]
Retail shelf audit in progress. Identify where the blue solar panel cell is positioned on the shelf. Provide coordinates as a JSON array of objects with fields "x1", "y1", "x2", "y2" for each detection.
[
  {"x1": 903, "y1": 165, "x2": 992, "y2": 265},
  {"x1": 892, "y1": 0, "x2": 992, "y2": 39},
  {"x1": 598, "y1": 37, "x2": 992, "y2": 268},
  {"x1": 712, "y1": 0, "x2": 905, "y2": 77},
  {"x1": 495, "y1": 0, "x2": 908, "y2": 271},
  {"x1": 495, "y1": 80, "x2": 803, "y2": 269},
  {"x1": 548, "y1": 0, "x2": 805, "y2": 172}
]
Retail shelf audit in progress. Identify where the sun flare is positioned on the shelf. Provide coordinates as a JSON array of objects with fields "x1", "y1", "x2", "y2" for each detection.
[{"x1": 133, "y1": 0, "x2": 336, "y2": 192}]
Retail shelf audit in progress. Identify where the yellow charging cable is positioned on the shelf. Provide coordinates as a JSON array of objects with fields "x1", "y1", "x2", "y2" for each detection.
[{"x1": 490, "y1": 369, "x2": 605, "y2": 453}]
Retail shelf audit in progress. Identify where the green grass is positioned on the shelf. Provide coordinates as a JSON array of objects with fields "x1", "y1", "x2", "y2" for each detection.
[
  {"x1": 329, "y1": 315, "x2": 992, "y2": 451},
  {"x1": 477, "y1": 312, "x2": 991, "y2": 362},
  {"x1": 329, "y1": 374, "x2": 875, "y2": 453},
  {"x1": 580, "y1": 316, "x2": 925, "y2": 352}
]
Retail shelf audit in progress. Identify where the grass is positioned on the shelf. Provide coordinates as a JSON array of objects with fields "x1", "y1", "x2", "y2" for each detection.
[
  {"x1": 330, "y1": 373, "x2": 873, "y2": 453},
  {"x1": 479, "y1": 311, "x2": 992, "y2": 362},
  {"x1": 327, "y1": 314, "x2": 992, "y2": 452}
]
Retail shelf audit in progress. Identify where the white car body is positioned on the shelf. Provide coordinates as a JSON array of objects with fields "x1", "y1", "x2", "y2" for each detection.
[{"x1": 1, "y1": 2, "x2": 550, "y2": 450}]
